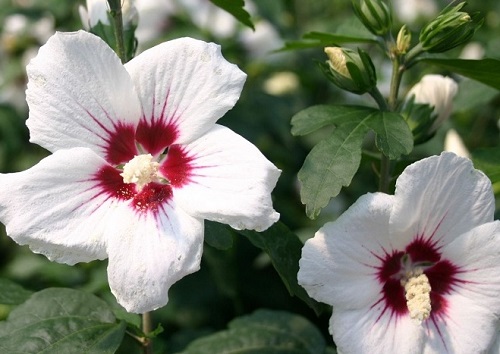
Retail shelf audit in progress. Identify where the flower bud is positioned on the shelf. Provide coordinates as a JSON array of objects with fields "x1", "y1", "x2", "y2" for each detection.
[
  {"x1": 401, "y1": 74, "x2": 458, "y2": 144},
  {"x1": 395, "y1": 25, "x2": 411, "y2": 55},
  {"x1": 321, "y1": 47, "x2": 377, "y2": 94},
  {"x1": 419, "y1": 2, "x2": 482, "y2": 53},
  {"x1": 352, "y1": 0, "x2": 392, "y2": 36},
  {"x1": 79, "y1": 0, "x2": 138, "y2": 62},
  {"x1": 79, "y1": 0, "x2": 109, "y2": 30},
  {"x1": 79, "y1": 0, "x2": 138, "y2": 30},
  {"x1": 120, "y1": 0, "x2": 139, "y2": 29}
]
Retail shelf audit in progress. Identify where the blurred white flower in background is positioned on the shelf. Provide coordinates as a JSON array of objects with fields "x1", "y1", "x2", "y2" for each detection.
[
  {"x1": 79, "y1": 0, "x2": 138, "y2": 30},
  {"x1": 392, "y1": 0, "x2": 437, "y2": 23},
  {"x1": 444, "y1": 128, "x2": 470, "y2": 158},
  {"x1": 239, "y1": 20, "x2": 283, "y2": 61},
  {"x1": 79, "y1": 0, "x2": 110, "y2": 29},
  {"x1": 180, "y1": 0, "x2": 238, "y2": 38},
  {"x1": 0, "y1": 12, "x2": 55, "y2": 112},
  {"x1": 134, "y1": 0, "x2": 282, "y2": 60},
  {"x1": 459, "y1": 42, "x2": 485, "y2": 60},
  {"x1": 2, "y1": 13, "x2": 54, "y2": 48},
  {"x1": 406, "y1": 74, "x2": 458, "y2": 132},
  {"x1": 135, "y1": 0, "x2": 177, "y2": 44},
  {"x1": 263, "y1": 72, "x2": 300, "y2": 96}
]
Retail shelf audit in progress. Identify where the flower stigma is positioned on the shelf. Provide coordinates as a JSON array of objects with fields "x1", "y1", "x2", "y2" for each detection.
[
  {"x1": 120, "y1": 153, "x2": 160, "y2": 190},
  {"x1": 401, "y1": 268, "x2": 432, "y2": 322}
]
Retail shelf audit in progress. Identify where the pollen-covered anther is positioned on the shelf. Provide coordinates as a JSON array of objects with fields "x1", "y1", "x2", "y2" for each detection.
[
  {"x1": 402, "y1": 269, "x2": 432, "y2": 323},
  {"x1": 120, "y1": 153, "x2": 160, "y2": 190}
]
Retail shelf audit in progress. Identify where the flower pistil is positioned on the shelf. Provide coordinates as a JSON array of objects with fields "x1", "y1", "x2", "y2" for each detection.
[
  {"x1": 120, "y1": 153, "x2": 161, "y2": 190},
  {"x1": 402, "y1": 268, "x2": 432, "y2": 322}
]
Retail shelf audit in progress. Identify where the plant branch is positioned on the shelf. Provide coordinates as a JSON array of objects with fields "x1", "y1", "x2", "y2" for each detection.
[
  {"x1": 142, "y1": 312, "x2": 153, "y2": 354},
  {"x1": 107, "y1": 0, "x2": 126, "y2": 63},
  {"x1": 374, "y1": 48, "x2": 408, "y2": 193}
]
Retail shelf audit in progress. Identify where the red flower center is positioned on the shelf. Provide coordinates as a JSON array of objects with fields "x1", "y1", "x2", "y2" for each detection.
[
  {"x1": 91, "y1": 116, "x2": 194, "y2": 214},
  {"x1": 374, "y1": 235, "x2": 463, "y2": 322}
]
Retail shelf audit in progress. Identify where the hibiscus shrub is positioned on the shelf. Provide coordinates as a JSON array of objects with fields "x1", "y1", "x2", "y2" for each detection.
[{"x1": 1, "y1": 0, "x2": 500, "y2": 354}]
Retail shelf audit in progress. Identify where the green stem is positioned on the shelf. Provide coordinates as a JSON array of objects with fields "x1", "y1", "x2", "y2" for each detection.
[
  {"x1": 107, "y1": 0, "x2": 126, "y2": 63},
  {"x1": 369, "y1": 87, "x2": 389, "y2": 112},
  {"x1": 142, "y1": 312, "x2": 153, "y2": 354},
  {"x1": 369, "y1": 87, "x2": 391, "y2": 193},
  {"x1": 374, "y1": 49, "x2": 407, "y2": 193},
  {"x1": 378, "y1": 155, "x2": 390, "y2": 193},
  {"x1": 388, "y1": 56, "x2": 403, "y2": 111},
  {"x1": 404, "y1": 43, "x2": 424, "y2": 68}
]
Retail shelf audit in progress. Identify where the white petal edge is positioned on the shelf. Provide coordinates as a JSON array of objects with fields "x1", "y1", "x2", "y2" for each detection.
[
  {"x1": 390, "y1": 152, "x2": 494, "y2": 250},
  {"x1": 440, "y1": 221, "x2": 500, "y2": 303},
  {"x1": 26, "y1": 31, "x2": 142, "y2": 156},
  {"x1": 171, "y1": 124, "x2": 280, "y2": 232},
  {"x1": 419, "y1": 222, "x2": 500, "y2": 353},
  {"x1": 298, "y1": 193, "x2": 395, "y2": 309},
  {"x1": 331, "y1": 304, "x2": 425, "y2": 354},
  {"x1": 106, "y1": 202, "x2": 204, "y2": 313},
  {"x1": 423, "y1": 294, "x2": 499, "y2": 353},
  {"x1": 125, "y1": 37, "x2": 247, "y2": 145},
  {"x1": 0, "y1": 147, "x2": 120, "y2": 264}
]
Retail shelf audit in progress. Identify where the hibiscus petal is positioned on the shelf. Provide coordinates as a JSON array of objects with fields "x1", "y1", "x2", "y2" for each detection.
[
  {"x1": 441, "y1": 221, "x2": 500, "y2": 303},
  {"x1": 331, "y1": 306, "x2": 425, "y2": 354},
  {"x1": 167, "y1": 125, "x2": 280, "y2": 232},
  {"x1": 26, "y1": 31, "x2": 142, "y2": 163},
  {"x1": 106, "y1": 203, "x2": 204, "y2": 313},
  {"x1": 423, "y1": 294, "x2": 499, "y2": 353},
  {"x1": 423, "y1": 222, "x2": 500, "y2": 353},
  {"x1": 0, "y1": 147, "x2": 118, "y2": 264},
  {"x1": 391, "y1": 152, "x2": 494, "y2": 249},
  {"x1": 298, "y1": 193, "x2": 394, "y2": 309},
  {"x1": 124, "y1": 37, "x2": 246, "y2": 149}
]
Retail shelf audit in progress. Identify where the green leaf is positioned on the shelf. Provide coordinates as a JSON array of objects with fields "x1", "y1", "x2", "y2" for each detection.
[
  {"x1": 291, "y1": 105, "x2": 376, "y2": 136},
  {"x1": 420, "y1": 58, "x2": 500, "y2": 91},
  {"x1": 472, "y1": 148, "x2": 500, "y2": 183},
  {"x1": 292, "y1": 105, "x2": 412, "y2": 218},
  {"x1": 236, "y1": 222, "x2": 324, "y2": 315},
  {"x1": 0, "y1": 278, "x2": 33, "y2": 305},
  {"x1": 203, "y1": 243, "x2": 239, "y2": 299},
  {"x1": 0, "y1": 288, "x2": 126, "y2": 354},
  {"x1": 367, "y1": 111, "x2": 414, "y2": 160},
  {"x1": 281, "y1": 31, "x2": 378, "y2": 51},
  {"x1": 453, "y1": 79, "x2": 499, "y2": 112},
  {"x1": 209, "y1": 0, "x2": 254, "y2": 30},
  {"x1": 181, "y1": 309, "x2": 326, "y2": 354},
  {"x1": 298, "y1": 121, "x2": 367, "y2": 218},
  {"x1": 304, "y1": 31, "x2": 377, "y2": 43},
  {"x1": 204, "y1": 220, "x2": 234, "y2": 250}
]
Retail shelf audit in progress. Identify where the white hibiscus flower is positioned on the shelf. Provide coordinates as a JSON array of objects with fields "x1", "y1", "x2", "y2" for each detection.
[
  {"x1": 406, "y1": 74, "x2": 458, "y2": 133},
  {"x1": 0, "y1": 30, "x2": 280, "y2": 314},
  {"x1": 298, "y1": 152, "x2": 500, "y2": 353}
]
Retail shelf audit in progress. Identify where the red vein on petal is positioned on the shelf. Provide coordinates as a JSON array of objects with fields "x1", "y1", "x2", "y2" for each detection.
[
  {"x1": 82, "y1": 166, "x2": 174, "y2": 217},
  {"x1": 82, "y1": 108, "x2": 138, "y2": 164},
  {"x1": 160, "y1": 145, "x2": 194, "y2": 188},
  {"x1": 136, "y1": 91, "x2": 179, "y2": 156},
  {"x1": 132, "y1": 183, "x2": 173, "y2": 216}
]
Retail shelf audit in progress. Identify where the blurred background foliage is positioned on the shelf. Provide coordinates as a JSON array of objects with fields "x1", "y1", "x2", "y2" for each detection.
[{"x1": 0, "y1": 0, "x2": 499, "y2": 352}]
